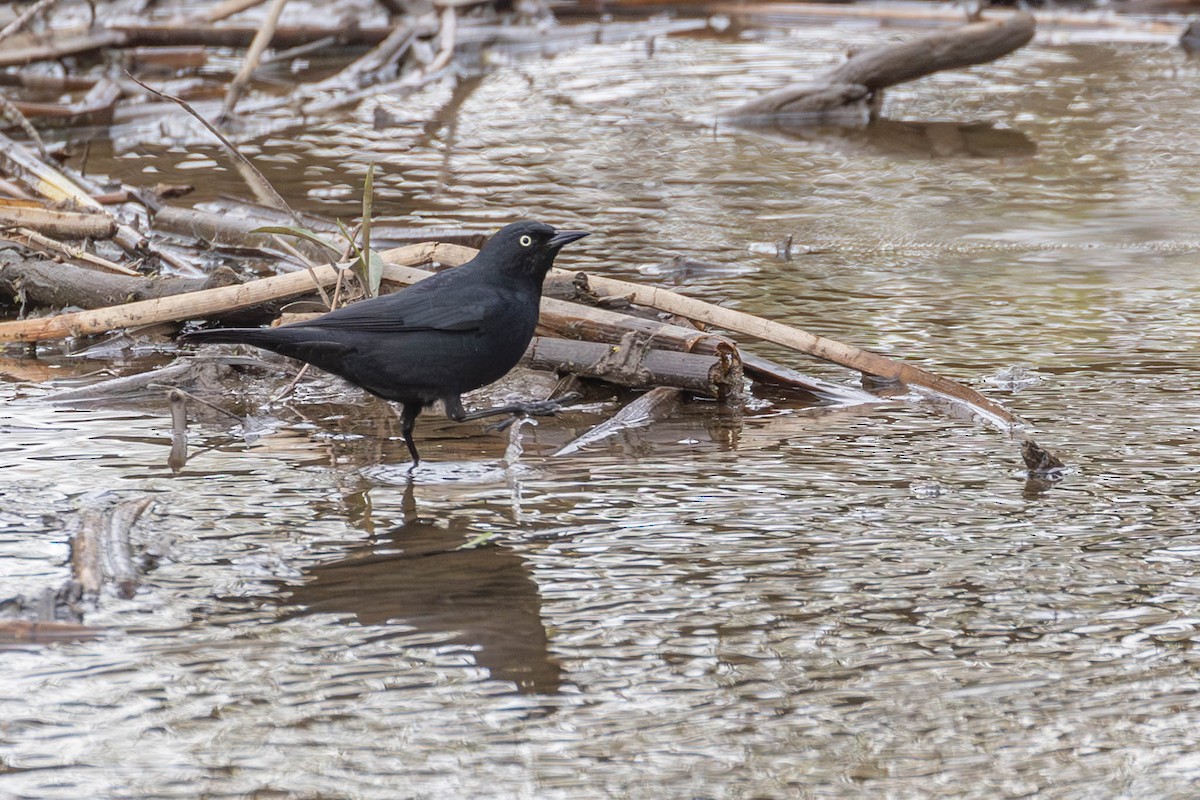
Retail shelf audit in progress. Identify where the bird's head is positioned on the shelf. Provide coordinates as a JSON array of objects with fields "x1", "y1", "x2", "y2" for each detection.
[{"x1": 480, "y1": 220, "x2": 590, "y2": 281}]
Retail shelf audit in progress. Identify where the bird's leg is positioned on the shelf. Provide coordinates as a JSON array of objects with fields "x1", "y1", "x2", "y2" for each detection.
[
  {"x1": 395, "y1": 401, "x2": 422, "y2": 468},
  {"x1": 442, "y1": 395, "x2": 569, "y2": 429}
]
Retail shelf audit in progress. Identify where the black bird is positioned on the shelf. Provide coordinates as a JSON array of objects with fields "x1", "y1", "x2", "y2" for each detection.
[{"x1": 179, "y1": 220, "x2": 589, "y2": 466}]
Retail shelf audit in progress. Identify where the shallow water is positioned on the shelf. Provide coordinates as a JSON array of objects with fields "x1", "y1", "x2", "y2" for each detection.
[{"x1": 5, "y1": 18, "x2": 1200, "y2": 799}]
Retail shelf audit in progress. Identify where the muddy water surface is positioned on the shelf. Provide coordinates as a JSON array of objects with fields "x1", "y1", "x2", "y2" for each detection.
[{"x1": 4, "y1": 23, "x2": 1200, "y2": 799}]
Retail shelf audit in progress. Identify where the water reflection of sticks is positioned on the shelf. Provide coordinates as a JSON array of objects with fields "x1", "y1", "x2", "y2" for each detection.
[
  {"x1": 282, "y1": 484, "x2": 563, "y2": 695},
  {"x1": 755, "y1": 118, "x2": 1037, "y2": 160}
]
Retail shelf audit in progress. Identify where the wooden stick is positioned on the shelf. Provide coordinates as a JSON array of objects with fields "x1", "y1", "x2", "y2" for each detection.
[
  {"x1": 201, "y1": 0, "x2": 270, "y2": 23},
  {"x1": 9, "y1": 228, "x2": 139, "y2": 276},
  {"x1": 220, "y1": 0, "x2": 290, "y2": 119},
  {"x1": 0, "y1": 28, "x2": 127, "y2": 67},
  {"x1": 115, "y1": 22, "x2": 393, "y2": 49},
  {"x1": 0, "y1": 620, "x2": 101, "y2": 643},
  {"x1": 0, "y1": 243, "x2": 463, "y2": 342},
  {"x1": 0, "y1": 132, "x2": 195, "y2": 273},
  {"x1": 0, "y1": 200, "x2": 117, "y2": 240},
  {"x1": 0, "y1": 0, "x2": 63, "y2": 45},
  {"x1": 425, "y1": 6, "x2": 458, "y2": 76},
  {"x1": 555, "y1": 386, "x2": 681, "y2": 456},
  {"x1": 0, "y1": 131, "x2": 105, "y2": 209},
  {"x1": 568, "y1": 271, "x2": 1020, "y2": 428},
  {"x1": 523, "y1": 334, "x2": 741, "y2": 400},
  {"x1": 168, "y1": 389, "x2": 188, "y2": 473},
  {"x1": 0, "y1": 93, "x2": 49, "y2": 158}
]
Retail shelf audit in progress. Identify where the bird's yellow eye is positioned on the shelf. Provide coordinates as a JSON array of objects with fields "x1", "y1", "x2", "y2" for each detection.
[{"x1": 520, "y1": 235, "x2": 532, "y2": 247}]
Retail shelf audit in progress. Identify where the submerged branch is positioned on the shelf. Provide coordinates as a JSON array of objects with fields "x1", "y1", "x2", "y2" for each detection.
[
  {"x1": 555, "y1": 387, "x2": 681, "y2": 457},
  {"x1": 727, "y1": 13, "x2": 1035, "y2": 119}
]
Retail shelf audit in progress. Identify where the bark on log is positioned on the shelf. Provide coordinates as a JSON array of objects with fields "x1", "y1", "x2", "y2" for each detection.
[
  {"x1": 522, "y1": 333, "x2": 742, "y2": 401},
  {"x1": 0, "y1": 248, "x2": 240, "y2": 310},
  {"x1": 0, "y1": 202, "x2": 117, "y2": 240},
  {"x1": 727, "y1": 13, "x2": 1035, "y2": 118}
]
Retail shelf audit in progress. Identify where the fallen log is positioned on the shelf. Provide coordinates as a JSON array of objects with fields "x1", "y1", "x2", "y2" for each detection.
[
  {"x1": 0, "y1": 199, "x2": 118, "y2": 239},
  {"x1": 522, "y1": 332, "x2": 742, "y2": 401},
  {"x1": 37, "y1": 355, "x2": 276, "y2": 404},
  {"x1": 726, "y1": 13, "x2": 1035, "y2": 120},
  {"x1": 0, "y1": 248, "x2": 240, "y2": 310}
]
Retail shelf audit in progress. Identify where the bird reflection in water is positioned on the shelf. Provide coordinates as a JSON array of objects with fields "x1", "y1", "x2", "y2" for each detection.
[{"x1": 283, "y1": 483, "x2": 563, "y2": 695}]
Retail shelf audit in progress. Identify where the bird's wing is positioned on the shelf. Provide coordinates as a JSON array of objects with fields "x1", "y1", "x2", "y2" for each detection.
[{"x1": 290, "y1": 274, "x2": 499, "y2": 334}]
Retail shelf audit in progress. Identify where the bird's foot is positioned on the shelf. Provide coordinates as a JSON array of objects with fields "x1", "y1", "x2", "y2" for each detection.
[{"x1": 484, "y1": 394, "x2": 580, "y2": 432}]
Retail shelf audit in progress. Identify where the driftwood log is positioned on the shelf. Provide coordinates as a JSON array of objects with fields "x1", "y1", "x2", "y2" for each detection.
[
  {"x1": 0, "y1": 248, "x2": 240, "y2": 309},
  {"x1": 0, "y1": 200, "x2": 117, "y2": 240},
  {"x1": 726, "y1": 13, "x2": 1035, "y2": 119},
  {"x1": 522, "y1": 333, "x2": 742, "y2": 401}
]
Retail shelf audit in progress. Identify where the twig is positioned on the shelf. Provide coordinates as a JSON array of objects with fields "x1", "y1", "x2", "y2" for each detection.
[
  {"x1": 425, "y1": 5, "x2": 458, "y2": 76},
  {"x1": 261, "y1": 34, "x2": 338, "y2": 65},
  {"x1": 201, "y1": 0, "x2": 271, "y2": 23},
  {"x1": 0, "y1": 92, "x2": 49, "y2": 159},
  {"x1": 125, "y1": 73, "x2": 294, "y2": 218},
  {"x1": 167, "y1": 388, "x2": 188, "y2": 472},
  {"x1": 271, "y1": 363, "x2": 311, "y2": 403},
  {"x1": 125, "y1": 72, "x2": 332, "y2": 305},
  {"x1": 0, "y1": 0, "x2": 62, "y2": 45},
  {"x1": 324, "y1": 20, "x2": 413, "y2": 87},
  {"x1": 220, "y1": 0, "x2": 290, "y2": 119},
  {"x1": 11, "y1": 227, "x2": 139, "y2": 276}
]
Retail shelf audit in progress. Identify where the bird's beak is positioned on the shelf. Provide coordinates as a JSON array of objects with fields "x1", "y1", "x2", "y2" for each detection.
[{"x1": 549, "y1": 230, "x2": 590, "y2": 249}]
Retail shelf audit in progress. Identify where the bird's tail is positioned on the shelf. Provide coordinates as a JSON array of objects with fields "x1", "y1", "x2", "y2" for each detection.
[{"x1": 177, "y1": 327, "x2": 281, "y2": 348}]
